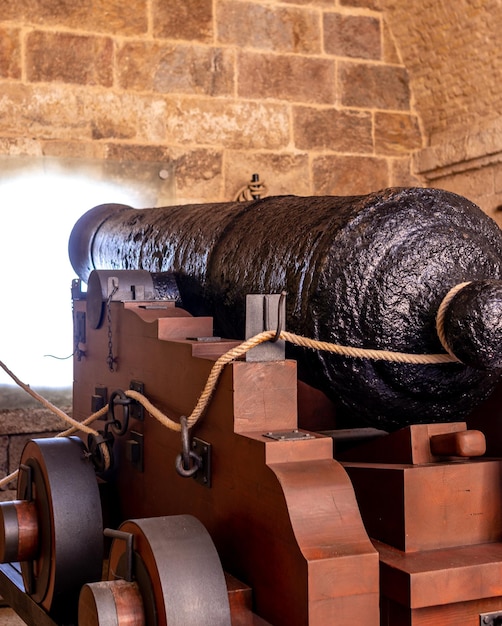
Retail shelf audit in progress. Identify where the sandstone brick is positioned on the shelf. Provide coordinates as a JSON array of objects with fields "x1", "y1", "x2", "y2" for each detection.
[
  {"x1": 0, "y1": 28, "x2": 21, "y2": 79},
  {"x1": 293, "y1": 106, "x2": 373, "y2": 152},
  {"x1": 383, "y1": 20, "x2": 400, "y2": 64},
  {"x1": 172, "y1": 148, "x2": 224, "y2": 203},
  {"x1": 340, "y1": 0, "x2": 382, "y2": 9},
  {"x1": 312, "y1": 154, "x2": 389, "y2": 195},
  {"x1": 117, "y1": 42, "x2": 234, "y2": 97},
  {"x1": 165, "y1": 98, "x2": 290, "y2": 150},
  {"x1": 390, "y1": 157, "x2": 424, "y2": 188},
  {"x1": 0, "y1": 0, "x2": 147, "y2": 35},
  {"x1": 26, "y1": 32, "x2": 113, "y2": 87},
  {"x1": 340, "y1": 62, "x2": 410, "y2": 110},
  {"x1": 0, "y1": 408, "x2": 69, "y2": 436},
  {"x1": 153, "y1": 0, "x2": 213, "y2": 42},
  {"x1": 0, "y1": 138, "x2": 42, "y2": 156},
  {"x1": 238, "y1": 52, "x2": 335, "y2": 104},
  {"x1": 0, "y1": 436, "x2": 8, "y2": 477},
  {"x1": 41, "y1": 140, "x2": 105, "y2": 160},
  {"x1": 431, "y1": 168, "x2": 495, "y2": 207},
  {"x1": 374, "y1": 112, "x2": 422, "y2": 155},
  {"x1": 494, "y1": 163, "x2": 502, "y2": 194},
  {"x1": 223, "y1": 151, "x2": 310, "y2": 199},
  {"x1": 280, "y1": 0, "x2": 333, "y2": 5},
  {"x1": 323, "y1": 13, "x2": 381, "y2": 60},
  {"x1": 105, "y1": 144, "x2": 170, "y2": 162},
  {"x1": 0, "y1": 84, "x2": 167, "y2": 143},
  {"x1": 217, "y1": 1, "x2": 321, "y2": 54}
]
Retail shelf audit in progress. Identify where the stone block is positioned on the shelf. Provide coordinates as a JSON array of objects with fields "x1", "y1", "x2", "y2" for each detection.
[
  {"x1": 153, "y1": 0, "x2": 213, "y2": 42},
  {"x1": 0, "y1": 27, "x2": 21, "y2": 79},
  {"x1": 0, "y1": 84, "x2": 168, "y2": 143},
  {"x1": 312, "y1": 154, "x2": 389, "y2": 195},
  {"x1": 0, "y1": 0, "x2": 147, "y2": 35},
  {"x1": 374, "y1": 112, "x2": 422, "y2": 155},
  {"x1": 323, "y1": 12, "x2": 381, "y2": 60},
  {"x1": 26, "y1": 31, "x2": 113, "y2": 87},
  {"x1": 165, "y1": 97, "x2": 290, "y2": 150},
  {"x1": 390, "y1": 157, "x2": 424, "y2": 188},
  {"x1": 171, "y1": 148, "x2": 223, "y2": 203},
  {"x1": 42, "y1": 140, "x2": 105, "y2": 160},
  {"x1": 0, "y1": 408, "x2": 69, "y2": 436},
  {"x1": 339, "y1": 0, "x2": 382, "y2": 9},
  {"x1": 339, "y1": 62, "x2": 410, "y2": 110},
  {"x1": 216, "y1": 1, "x2": 321, "y2": 54},
  {"x1": 223, "y1": 151, "x2": 310, "y2": 199},
  {"x1": 0, "y1": 436, "x2": 8, "y2": 477},
  {"x1": 238, "y1": 52, "x2": 335, "y2": 104},
  {"x1": 293, "y1": 106, "x2": 373, "y2": 152},
  {"x1": 117, "y1": 42, "x2": 234, "y2": 97},
  {"x1": 383, "y1": 21, "x2": 401, "y2": 64}
]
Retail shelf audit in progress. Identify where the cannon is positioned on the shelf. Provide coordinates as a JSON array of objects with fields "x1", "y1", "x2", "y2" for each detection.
[
  {"x1": 3, "y1": 187, "x2": 502, "y2": 625},
  {"x1": 69, "y1": 186, "x2": 502, "y2": 430}
]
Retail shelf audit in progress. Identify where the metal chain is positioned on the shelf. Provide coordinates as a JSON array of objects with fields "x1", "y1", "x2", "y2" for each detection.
[{"x1": 106, "y1": 280, "x2": 119, "y2": 371}]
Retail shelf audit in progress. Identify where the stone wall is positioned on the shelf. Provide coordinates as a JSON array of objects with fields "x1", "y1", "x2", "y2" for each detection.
[
  {"x1": 0, "y1": 0, "x2": 423, "y2": 204},
  {"x1": 380, "y1": 0, "x2": 502, "y2": 224}
]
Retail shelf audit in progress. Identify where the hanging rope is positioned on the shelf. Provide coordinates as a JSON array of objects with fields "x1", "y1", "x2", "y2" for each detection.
[{"x1": 0, "y1": 297, "x2": 464, "y2": 488}]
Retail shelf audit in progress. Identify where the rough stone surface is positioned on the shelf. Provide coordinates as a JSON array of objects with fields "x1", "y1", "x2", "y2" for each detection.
[
  {"x1": 293, "y1": 106, "x2": 373, "y2": 152},
  {"x1": 164, "y1": 98, "x2": 290, "y2": 150},
  {"x1": 223, "y1": 151, "x2": 311, "y2": 199},
  {"x1": 217, "y1": 1, "x2": 321, "y2": 54},
  {"x1": 0, "y1": 27, "x2": 21, "y2": 79},
  {"x1": 26, "y1": 31, "x2": 114, "y2": 86},
  {"x1": 312, "y1": 155, "x2": 389, "y2": 195},
  {"x1": 375, "y1": 112, "x2": 422, "y2": 155},
  {"x1": 0, "y1": 0, "x2": 148, "y2": 35},
  {"x1": 238, "y1": 52, "x2": 335, "y2": 104},
  {"x1": 117, "y1": 43, "x2": 234, "y2": 96},
  {"x1": 323, "y1": 12, "x2": 381, "y2": 60},
  {"x1": 153, "y1": 0, "x2": 213, "y2": 42},
  {"x1": 340, "y1": 62, "x2": 411, "y2": 110}
]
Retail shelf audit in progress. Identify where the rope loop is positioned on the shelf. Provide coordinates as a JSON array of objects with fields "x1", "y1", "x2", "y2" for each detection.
[
  {"x1": 435, "y1": 282, "x2": 472, "y2": 358},
  {"x1": 0, "y1": 289, "x2": 471, "y2": 488}
]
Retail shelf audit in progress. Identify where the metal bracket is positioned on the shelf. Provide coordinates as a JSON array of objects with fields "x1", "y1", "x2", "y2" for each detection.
[
  {"x1": 192, "y1": 438, "x2": 212, "y2": 488},
  {"x1": 129, "y1": 380, "x2": 145, "y2": 421},
  {"x1": 480, "y1": 611, "x2": 502, "y2": 625},
  {"x1": 126, "y1": 431, "x2": 144, "y2": 473},
  {"x1": 263, "y1": 430, "x2": 316, "y2": 441},
  {"x1": 245, "y1": 293, "x2": 286, "y2": 362}
]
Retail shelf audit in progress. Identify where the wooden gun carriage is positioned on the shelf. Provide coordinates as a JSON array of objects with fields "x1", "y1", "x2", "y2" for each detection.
[{"x1": 3, "y1": 188, "x2": 502, "y2": 625}]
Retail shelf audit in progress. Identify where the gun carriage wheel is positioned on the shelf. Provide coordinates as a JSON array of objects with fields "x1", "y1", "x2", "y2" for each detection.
[
  {"x1": 79, "y1": 514, "x2": 232, "y2": 626},
  {"x1": 0, "y1": 437, "x2": 103, "y2": 613}
]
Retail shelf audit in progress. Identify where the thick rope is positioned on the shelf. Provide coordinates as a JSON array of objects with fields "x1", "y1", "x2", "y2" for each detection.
[
  {"x1": 0, "y1": 360, "x2": 100, "y2": 437},
  {"x1": 436, "y1": 282, "x2": 471, "y2": 357},
  {"x1": 0, "y1": 309, "x2": 465, "y2": 487}
]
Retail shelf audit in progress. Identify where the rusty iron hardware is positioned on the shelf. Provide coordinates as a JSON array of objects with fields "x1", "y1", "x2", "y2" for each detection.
[
  {"x1": 480, "y1": 611, "x2": 502, "y2": 625},
  {"x1": 87, "y1": 431, "x2": 114, "y2": 474},
  {"x1": 104, "y1": 529, "x2": 135, "y2": 582},
  {"x1": 126, "y1": 431, "x2": 144, "y2": 473},
  {"x1": 191, "y1": 437, "x2": 212, "y2": 488},
  {"x1": 263, "y1": 430, "x2": 316, "y2": 442},
  {"x1": 245, "y1": 292, "x2": 286, "y2": 362},
  {"x1": 129, "y1": 380, "x2": 145, "y2": 421},
  {"x1": 107, "y1": 389, "x2": 132, "y2": 436},
  {"x1": 175, "y1": 416, "x2": 203, "y2": 479}
]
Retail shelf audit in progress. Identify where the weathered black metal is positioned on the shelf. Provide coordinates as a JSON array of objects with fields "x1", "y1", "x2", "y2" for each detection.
[{"x1": 68, "y1": 187, "x2": 502, "y2": 430}]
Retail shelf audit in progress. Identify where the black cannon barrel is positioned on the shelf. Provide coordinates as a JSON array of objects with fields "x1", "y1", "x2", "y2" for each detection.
[{"x1": 69, "y1": 187, "x2": 502, "y2": 430}]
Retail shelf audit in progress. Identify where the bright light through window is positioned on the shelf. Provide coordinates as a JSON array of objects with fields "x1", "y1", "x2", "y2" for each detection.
[{"x1": 0, "y1": 173, "x2": 138, "y2": 388}]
